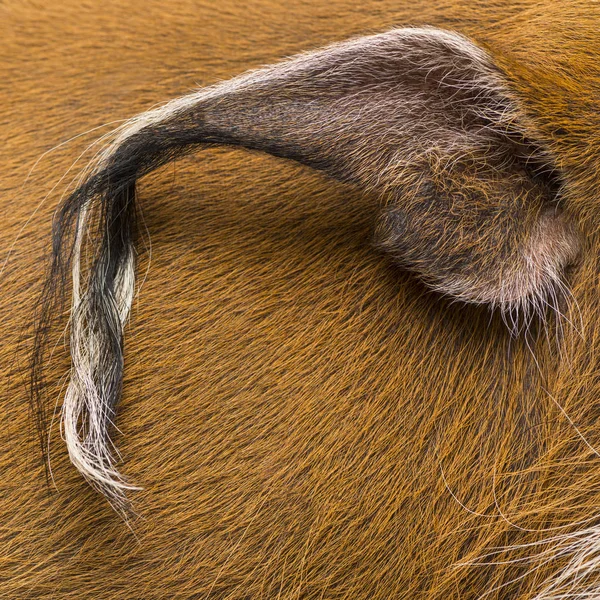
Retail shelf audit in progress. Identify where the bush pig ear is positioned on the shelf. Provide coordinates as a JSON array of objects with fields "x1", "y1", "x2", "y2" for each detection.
[{"x1": 32, "y1": 27, "x2": 580, "y2": 515}]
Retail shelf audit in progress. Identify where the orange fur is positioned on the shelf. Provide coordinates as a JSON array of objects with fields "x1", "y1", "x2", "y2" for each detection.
[{"x1": 2, "y1": 0, "x2": 600, "y2": 598}]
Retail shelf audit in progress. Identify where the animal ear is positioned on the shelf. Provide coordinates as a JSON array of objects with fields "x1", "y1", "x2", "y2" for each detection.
[
  {"x1": 33, "y1": 27, "x2": 580, "y2": 514},
  {"x1": 196, "y1": 27, "x2": 581, "y2": 320},
  {"x1": 96, "y1": 27, "x2": 581, "y2": 315}
]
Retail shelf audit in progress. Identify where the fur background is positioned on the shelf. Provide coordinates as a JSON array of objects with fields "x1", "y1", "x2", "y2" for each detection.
[{"x1": 2, "y1": 0, "x2": 600, "y2": 598}]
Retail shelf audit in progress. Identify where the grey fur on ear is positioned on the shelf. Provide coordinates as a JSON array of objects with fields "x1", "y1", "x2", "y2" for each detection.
[
  {"x1": 32, "y1": 27, "x2": 580, "y2": 514},
  {"x1": 375, "y1": 162, "x2": 581, "y2": 317}
]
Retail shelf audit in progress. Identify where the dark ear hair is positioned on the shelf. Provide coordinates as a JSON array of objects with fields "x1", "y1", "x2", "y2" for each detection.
[{"x1": 32, "y1": 27, "x2": 580, "y2": 514}]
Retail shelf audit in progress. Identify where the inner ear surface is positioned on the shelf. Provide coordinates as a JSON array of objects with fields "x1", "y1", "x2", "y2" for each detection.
[{"x1": 377, "y1": 139, "x2": 580, "y2": 310}]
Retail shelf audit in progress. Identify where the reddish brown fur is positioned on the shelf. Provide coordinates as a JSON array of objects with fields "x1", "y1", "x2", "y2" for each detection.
[{"x1": 2, "y1": 0, "x2": 600, "y2": 598}]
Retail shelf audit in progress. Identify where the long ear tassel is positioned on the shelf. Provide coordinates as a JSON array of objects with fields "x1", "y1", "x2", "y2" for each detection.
[{"x1": 63, "y1": 183, "x2": 138, "y2": 514}]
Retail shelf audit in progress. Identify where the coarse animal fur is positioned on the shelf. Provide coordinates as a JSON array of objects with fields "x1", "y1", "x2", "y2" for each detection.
[{"x1": 2, "y1": 0, "x2": 600, "y2": 598}]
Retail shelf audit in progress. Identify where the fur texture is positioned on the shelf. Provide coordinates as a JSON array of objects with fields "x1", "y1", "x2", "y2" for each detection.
[
  {"x1": 31, "y1": 25, "x2": 581, "y2": 516},
  {"x1": 2, "y1": 0, "x2": 600, "y2": 598}
]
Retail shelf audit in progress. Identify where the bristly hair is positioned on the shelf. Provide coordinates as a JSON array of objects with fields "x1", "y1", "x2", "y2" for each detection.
[
  {"x1": 31, "y1": 166, "x2": 140, "y2": 515},
  {"x1": 30, "y1": 27, "x2": 580, "y2": 516}
]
